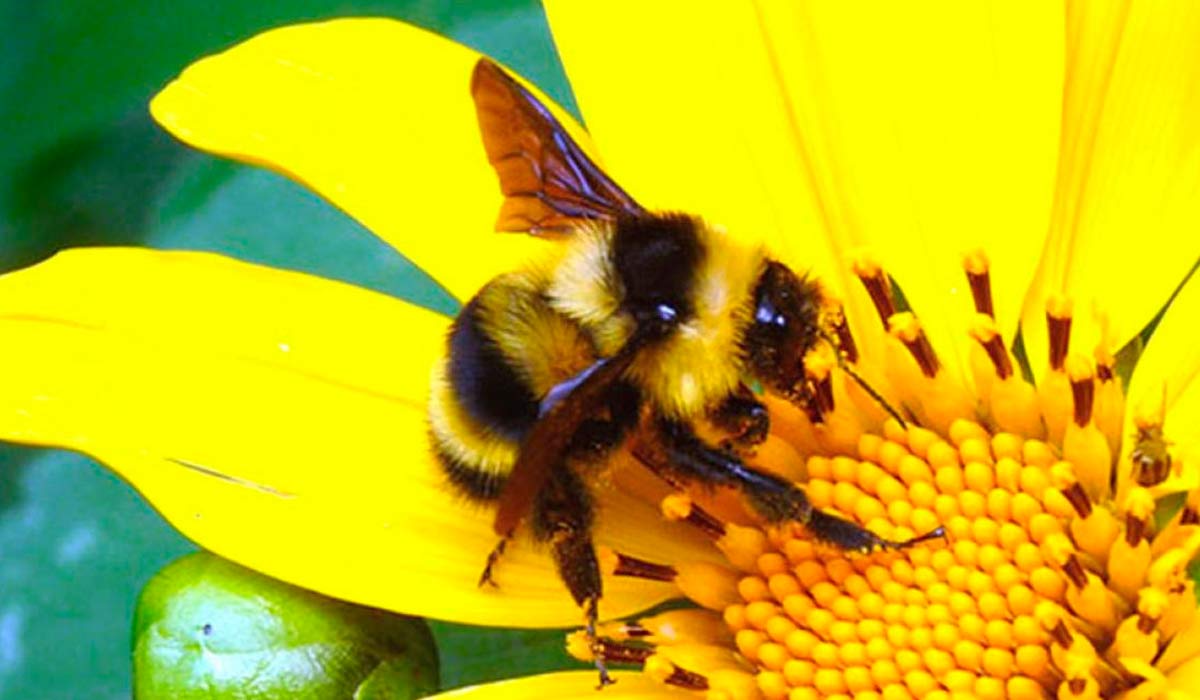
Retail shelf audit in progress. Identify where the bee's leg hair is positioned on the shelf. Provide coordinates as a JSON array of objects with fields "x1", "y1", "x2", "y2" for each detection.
[
  {"x1": 477, "y1": 537, "x2": 509, "y2": 588},
  {"x1": 806, "y1": 508, "x2": 947, "y2": 553},
  {"x1": 710, "y1": 389, "x2": 770, "y2": 452},
  {"x1": 532, "y1": 467, "x2": 613, "y2": 687},
  {"x1": 647, "y1": 417, "x2": 943, "y2": 554},
  {"x1": 566, "y1": 382, "x2": 641, "y2": 463}
]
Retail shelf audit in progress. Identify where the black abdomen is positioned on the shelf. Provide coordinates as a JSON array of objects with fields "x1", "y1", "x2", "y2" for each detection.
[{"x1": 446, "y1": 294, "x2": 541, "y2": 442}]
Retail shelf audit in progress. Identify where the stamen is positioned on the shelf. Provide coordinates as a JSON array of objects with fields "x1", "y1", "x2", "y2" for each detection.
[
  {"x1": 831, "y1": 306, "x2": 859, "y2": 364},
  {"x1": 1122, "y1": 489, "x2": 1153, "y2": 546},
  {"x1": 804, "y1": 354, "x2": 836, "y2": 415},
  {"x1": 1046, "y1": 294, "x2": 1073, "y2": 372},
  {"x1": 643, "y1": 655, "x2": 709, "y2": 691},
  {"x1": 566, "y1": 631, "x2": 654, "y2": 664},
  {"x1": 963, "y1": 249, "x2": 994, "y2": 318},
  {"x1": 1060, "y1": 482, "x2": 1093, "y2": 520},
  {"x1": 852, "y1": 254, "x2": 897, "y2": 324},
  {"x1": 605, "y1": 622, "x2": 653, "y2": 640},
  {"x1": 1037, "y1": 602, "x2": 1074, "y2": 648},
  {"x1": 1066, "y1": 355, "x2": 1095, "y2": 427},
  {"x1": 598, "y1": 547, "x2": 677, "y2": 582},
  {"x1": 660, "y1": 494, "x2": 726, "y2": 539},
  {"x1": 888, "y1": 312, "x2": 940, "y2": 378},
  {"x1": 1044, "y1": 533, "x2": 1088, "y2": 589},
  {"x1": 968, "y1": 315, "x2": 1012, "y2": 379}
]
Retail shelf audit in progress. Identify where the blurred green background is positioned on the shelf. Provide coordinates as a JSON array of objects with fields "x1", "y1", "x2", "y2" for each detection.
[{"x1": 0, "y1": 1, "x2": 584, "y2": 697}]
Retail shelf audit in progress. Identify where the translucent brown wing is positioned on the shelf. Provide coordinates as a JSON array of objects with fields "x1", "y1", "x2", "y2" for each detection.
[
  {"x1": 471, "y1": 58, "x2": 646, "y2": 234},
  {"x1": 492, "y1": 333, "x2": 647, "y2": 538}
]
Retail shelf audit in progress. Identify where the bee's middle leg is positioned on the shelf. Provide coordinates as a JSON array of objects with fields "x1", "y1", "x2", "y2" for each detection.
[{"x1": 711, "y1": 389, "x2": 770, "y2": 452}]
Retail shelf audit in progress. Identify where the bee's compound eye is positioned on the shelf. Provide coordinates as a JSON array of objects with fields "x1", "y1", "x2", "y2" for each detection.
[{"x1": 635, "y1": 303, "x2": 680, "y2": 335}]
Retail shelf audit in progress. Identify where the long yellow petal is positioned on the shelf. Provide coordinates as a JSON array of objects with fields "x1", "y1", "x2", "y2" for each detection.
[
  {"x1": 0, "y1": 249, "x2": 714, "y2": 627},
  {"x1": 150, "y1": 18, "x2": 572, "y2": 302},
  {"x1": 1023, "y1": 1, "x2": 1200, "y2": 375},
  {"x1": 1168, "y1": 653, "x2": 1200, "y2": 693},
  {"x1": 545, "y1": 0, "x2": 1062, "y2": 389},
  {"x1": 1123, "y1": 268, "x2": 1200, "y2": 495},
  {"x1": 430, "y1": 672, "x2": 690, "y2": 699}
]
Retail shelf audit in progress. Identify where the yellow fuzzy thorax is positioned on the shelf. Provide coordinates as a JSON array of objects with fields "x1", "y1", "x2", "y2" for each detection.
[{"x1": 549, "y1": 220, "x2": 766, "y2": 420}]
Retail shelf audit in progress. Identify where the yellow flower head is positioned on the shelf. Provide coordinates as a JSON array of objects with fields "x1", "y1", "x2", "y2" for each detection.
[{"x1": 1, "y1": 2, "x2": 1199, "y2": 698}]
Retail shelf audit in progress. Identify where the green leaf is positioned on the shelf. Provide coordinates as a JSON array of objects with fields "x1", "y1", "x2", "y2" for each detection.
[{"x1": 0, "y1": 448, "x2": 194, "y2": 699}]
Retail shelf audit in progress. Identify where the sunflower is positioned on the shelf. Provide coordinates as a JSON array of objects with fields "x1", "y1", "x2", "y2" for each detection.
[{"x1": 1, "y1": 2, "x2": 1199, "y2": 698}]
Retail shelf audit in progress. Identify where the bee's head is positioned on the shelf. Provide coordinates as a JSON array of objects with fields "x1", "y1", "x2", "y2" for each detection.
[{"x1": 742, "y1": 261, "x2": 826, "y2": 400}]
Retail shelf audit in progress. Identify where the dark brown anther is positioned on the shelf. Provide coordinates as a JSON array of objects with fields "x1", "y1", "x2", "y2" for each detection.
[
  {"x1": 832, "y1": 311, "x2": 859, "y2": 364},
  {"x1": 661, "y1": 666, "x2": 709, "y2": 691},
  {"x1": 1062, "y1": 554, "x2": 1089, "y2": 589},
  {"x1": 812, "y1": 373, "x2": 835, "y2": 416},
  {"x1": 853, "y1": 259, "x2": 897, "y2": 326},
  {"x1": 620, "y1": 623, "x2": 653, "y2": 639},
  {"x1": 1046, "y1": 296, "x2": 1073, "y2": 372},
  {"x1": 662, "y1": 493, "x2": 727, "y2": 539},
  {"x1": 1070, "y1": 376, "x2": 1095, "y2": 427},
  {"x1": 1051, "y1": 620, "x2": 1073, "y2": 648},
  {"x1": 1136, "y1": 614, "x2": 1158, "y2": 635},
  {"x1": 1068, "y1": 677, "x2": 1088, "y2": 695},
  {"x1": 1097, "y1": 363, "x2": 1114, "y2": 382},
  {"x1": 795, "y1": 382, "x2": 825, "y2": 424},
  {"x1": 890, "y1": 313, "x2": 940, "y2": 378},
  {"x1": 681, "y1": 502, "x2": 726, "y2": 540},
  {"x1": 596, "y1": 638, "x2": 654, "y2": 665},
  {"x1": 606, "y1": 551, "x2": 678, "y2": 582},
  {"x1": 1125, "y1": 514, "x2": 1146, "y2": 546},
  {"x1": 979, "y1": 332, "x2": 1013, "y2": 380},
  {"x1": 1181, "y1": 508, "x2": 1199, "y2": 526},
  {"x1": 964, "y1": 250, "x2": 995, "y2": 318},
  {"x1": 1061, "y1": 482, "x2": 1093, "y2": 519}
]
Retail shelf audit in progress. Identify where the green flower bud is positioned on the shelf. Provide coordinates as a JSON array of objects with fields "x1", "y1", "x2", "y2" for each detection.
[{"x1": 133, "y1": 552, "x2": 438, "y2": 699}]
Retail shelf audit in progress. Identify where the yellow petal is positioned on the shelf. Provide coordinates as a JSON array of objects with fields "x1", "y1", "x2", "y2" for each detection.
[
  {"x1": 1168, "y1": 653, "x2": 1200, "y2": 692},
  {"x1": 429, "y1": 672, "x2": 690, "y2": 699},
  {"x1": 150, "y1": 18, "x2": 573, "y2": 302},
  {"x1": 1024, "y1": 1, "x2": 1200, "y2": 374},
  {"x1": 0, "y1": 249, "x2": 714, "y2": 627},
  {"x1": 1123, "y1": 268, "x2": 1200, "y2": 494},
  {"x1": 545, "y1": 1, "x2": 1062, "y2": 390}
]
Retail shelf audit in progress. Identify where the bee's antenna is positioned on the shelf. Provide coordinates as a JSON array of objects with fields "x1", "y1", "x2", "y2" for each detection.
[{"x1": 818, "y1": 329, "x2": 908, "y2": 430}]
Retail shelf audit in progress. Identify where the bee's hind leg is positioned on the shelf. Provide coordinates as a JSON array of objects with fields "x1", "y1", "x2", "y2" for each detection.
[
  {"x1": 533, "y1": 468, "x2": 613, "y2": 687},
  {"x1": 478, "y1": 537, "x2": 510, "y2": 588}
]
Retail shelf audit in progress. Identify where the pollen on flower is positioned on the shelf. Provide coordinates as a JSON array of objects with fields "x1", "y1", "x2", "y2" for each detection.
[{"x1": 569, "y1": 253, "x2": 1196, "y2": 699}]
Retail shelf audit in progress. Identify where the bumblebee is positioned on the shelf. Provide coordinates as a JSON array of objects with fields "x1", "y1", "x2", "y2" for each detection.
[{"x1": 429, "y1": 60, "x2": 940, "y2": 682}]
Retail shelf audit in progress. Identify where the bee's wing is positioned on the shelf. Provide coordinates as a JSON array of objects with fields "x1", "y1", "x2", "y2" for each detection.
[
  {"x1": 471, "y1": 58, "x2": 646, "y2": 235},
  {"x1": 492, "y1": 333, "x2": 646, "y2": 537}
]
